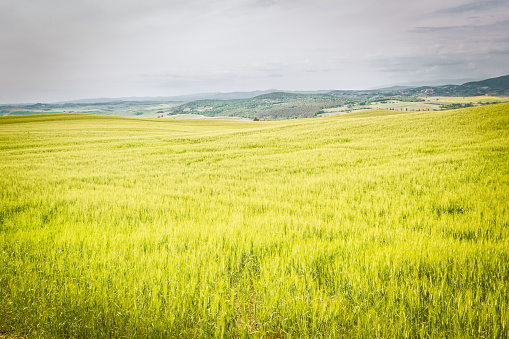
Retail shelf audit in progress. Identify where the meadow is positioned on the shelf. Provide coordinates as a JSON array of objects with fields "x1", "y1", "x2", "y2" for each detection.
[
  {"x1": 0, "y1": 104, "x2": 508, "y2": 338},
  {"x1": 0, "y1": 102, "x2": 182, "y2": 119},
  {"x1": 321, "y1": 96, "x2": 509, "y2": 115}
]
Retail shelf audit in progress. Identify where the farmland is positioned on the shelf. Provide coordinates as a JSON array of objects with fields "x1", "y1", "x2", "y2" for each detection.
[
  {"x1": 0, "y1": 101, "x2": 183, "y2": 119},
  {"x1": 1, "y1": 91, "x2": 507, "y2": 121},
  {"x1": 1, "y1": 104, "x2": 508, "y2": 338}
]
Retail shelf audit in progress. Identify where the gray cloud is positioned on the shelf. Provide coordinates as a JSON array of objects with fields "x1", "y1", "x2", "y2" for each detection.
[
  {"x1": 434, "y1": 0, "x2": 509, "y2": 15},
  {"x1": 1, "y1": 0, "x2": 508, "y2": 103},
  {"x1": 372, "y1": 55, "x2": 467, "y2": 73},
  {"x1": 488, "y1": 48, "x2": 509, "y2": 55},
  {"x1": 412, "y1": 19, "x2": 509, "y2": 33},
  {"x1": 370, "y1": 50, "x2": 509, "y2": 84}
]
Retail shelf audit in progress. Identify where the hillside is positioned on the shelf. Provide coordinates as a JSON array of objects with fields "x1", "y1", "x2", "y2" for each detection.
[
  {"x1": 459, "y1": 74, "x2": 509, "y2": 95},
  {"x1": 167, "y1": 92, "x2": 358, "y2": 119},
  {"x1": 1, "y1": 75, "x2": 507, "y2": 120},
  {"x1": 367, "y1": 74, "x2": 509, "y2": 97},
  {"x1": 166, "y1": 75, "x2": 509, "y2": 119},
  {"x1": 1, "y1": 104, "x2": 508, "y2": 337}
]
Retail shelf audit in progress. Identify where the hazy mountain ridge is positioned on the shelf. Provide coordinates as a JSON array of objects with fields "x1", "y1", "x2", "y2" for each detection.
[
  {"x1": 370, "y1": 78, "x2": 481, "y2": 91},
  {"x1": 49, "y1": 90, "x2": 332, "y2": 105},
  {"x1": 371, "y1": 75, "x2": 509, "y2": 97},
  {"x1": 1, "y1": 75, "x2": 507, "y2": 119},
  {"x1": 167, "y1": 75, "x2": 508, "y2": 119}
]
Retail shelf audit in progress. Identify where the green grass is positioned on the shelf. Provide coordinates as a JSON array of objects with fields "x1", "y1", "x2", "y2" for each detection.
[
  {"x1": 1, "y1": 105, "x2": 508, "y2": 338},
  {"x1": 432, "y1": 96, "x2": 509, "y2": 104},
  {"x1": 321, "y1": 96, "x2": 509, "y2": 116},
  {"x1": 1, "y1": 111, "x2": 58, "y2": 116}
]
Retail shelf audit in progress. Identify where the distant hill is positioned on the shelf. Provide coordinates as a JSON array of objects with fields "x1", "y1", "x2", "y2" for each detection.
[
  {"x1": 370, "y1": 75, "x2": 509, "y2": 97},
  {"x1": 167, "y1": 92, "x2": 352, "y2": 120},
  {"x1": 2, "y1": 75, "x2": 507, "y2": 120},
  {"x1": 54, "y1": 91, "x2": 277, "y2": 104},
  {"x1": 328, "y1": 75, "x2": 509, "y2": 97},
  {"x1": 458, "y1": 75, "x2": 509, "y2": 95},
  {"x1": 370, "y1": 78, "x2": 480, "y2": 91},
  {"x1": 52, "y1": 90, "x2": 332, "y2": 105},
  {"x1": 164, "y1": 75, "x2": 508, "y2": 120},
  {"x1": 373, "y1": 86, "x2": 414, "y2": 92}
]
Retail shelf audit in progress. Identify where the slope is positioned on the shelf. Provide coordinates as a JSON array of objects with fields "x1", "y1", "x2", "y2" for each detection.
[{"x1": 0, "y1": 104, "x2": 508, "y2": 338}]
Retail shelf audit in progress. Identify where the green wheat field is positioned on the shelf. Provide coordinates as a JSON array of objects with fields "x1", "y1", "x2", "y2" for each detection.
[{"x1": 1, "y1": 104, "x2": 508, "y2": 338}]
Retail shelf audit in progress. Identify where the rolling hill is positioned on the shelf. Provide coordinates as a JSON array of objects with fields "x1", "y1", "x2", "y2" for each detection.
[
  {"x1": 1, "y1": 75, "x2": 507, "y2": 120},
  {"x1": 1, "y1": 104, "x2": 508, "y2": 337},
  {"x1": 361, "y1": 74, "x2": 509, "y2": 97}
]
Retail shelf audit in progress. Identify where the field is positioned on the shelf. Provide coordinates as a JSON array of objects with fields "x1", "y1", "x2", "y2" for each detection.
[
  {"x1": 321, "y1": 96, "x2": 509, "y2": 116},
  {"x1": 2, "y1": 93, "x2": 507, "y2": 121},
  {"x1": 429, "y1": 96, "x2": 509, "y2": 104},
  {"x1": 1, "y1": 104, "x2": 508, "y2": 338},
  {"x1": 321, "y1": 101, "x2": 438, "y2": 115},
  {"x1": 0, "y1": 102, "x2": 182, "y2": 119}
]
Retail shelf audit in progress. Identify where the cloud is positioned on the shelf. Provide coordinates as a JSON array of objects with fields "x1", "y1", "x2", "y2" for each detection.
[
  {"x1": 408, "y1": 19, "x2": 509, "y2": 60},
  {"x1": 411, "y1": 19, "x2": 509, "y2": 33},
  {"x1": 369, "y1": 49, "x2": 509, "y2": 84},
  {"x1": 434, "y1": 0, "x2": 509, "y2": 15},
  {"x1": 250, "y1": 0, "x2": 277, "y2": 6},
  {"x1": 371, "y1": 55, "x2": 467, "y2": 73},
  {"x1": 488, "y1": 48, "x2": 509, "y2": 55},
  {"x1": 1, "y1": 0, "x2": 508, "y2": 102}
]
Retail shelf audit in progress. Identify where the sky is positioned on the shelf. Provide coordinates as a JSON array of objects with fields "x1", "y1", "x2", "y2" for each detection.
[{"x1": 1, "y1": 0, "x2": 509, "y2": 103}]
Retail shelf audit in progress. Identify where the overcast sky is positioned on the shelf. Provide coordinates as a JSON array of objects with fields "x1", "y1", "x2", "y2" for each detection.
[{"x1": 1, "y1": 0, "x2": 509, "y2": 103}]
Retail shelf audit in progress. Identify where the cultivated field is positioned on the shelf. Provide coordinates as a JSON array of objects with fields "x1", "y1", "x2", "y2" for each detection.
[
  {"x1": 1, "y1": 104, "x2": 508, "y2": 338},
  {"x1": 430, "y1": 96, "x2": 509, "y2": 104},
  {"x1": 321, "y1": 96, "x2": 509, "y2": 115}
]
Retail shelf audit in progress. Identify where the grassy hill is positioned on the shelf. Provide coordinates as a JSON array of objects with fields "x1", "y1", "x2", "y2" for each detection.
[
  {"x1": 168, "y1": 76, "x2": 509, "y2": 119},
  {"x1": 458, "y1": 74, "x2": 509, "y2": 95},
  {"x1": 376, "y1": 74, "x2": 509, "y2": 97},
  {"x1": 2, "y1": 75, "x2": 507, "y2": 120},
  {"x1": 167, "y1": 92, "x2": 358, "y2": 119},
  {"x1": 1, "y1": 104, "x2": 508, "y2": 338}
]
